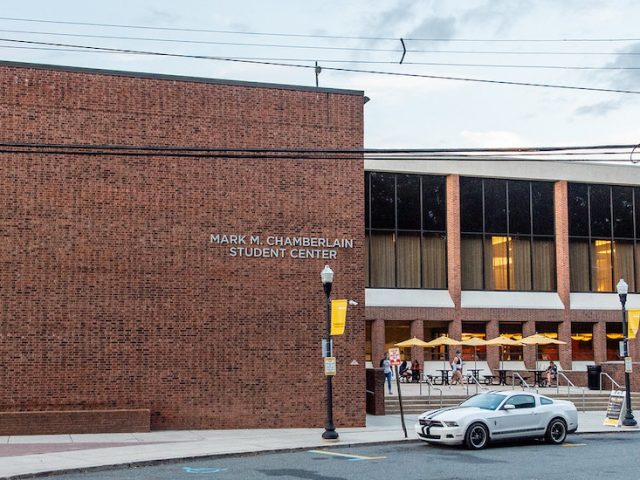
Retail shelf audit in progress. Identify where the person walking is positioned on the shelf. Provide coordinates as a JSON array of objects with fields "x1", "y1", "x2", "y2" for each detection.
[
  {"x1": 451, "y1": 350, "x2": 463, "y2": 385},
  {"x1": 381, "y1": 352, "x2": 392, "y2": 393}
]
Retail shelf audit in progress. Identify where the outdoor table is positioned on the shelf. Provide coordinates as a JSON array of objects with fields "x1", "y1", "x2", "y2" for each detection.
[
  {"x1": 436, "y1": 369, "x2": 450, "y2": 385},
  {"x1": 528, "y1": 370, "x2": 545, "y2": 386},
  {"x1": 467, "y1": 369, "x2": 482, "y2": 383},
  {"x1": 497, "y1": 369, "x2": 508, "y2": 385}
]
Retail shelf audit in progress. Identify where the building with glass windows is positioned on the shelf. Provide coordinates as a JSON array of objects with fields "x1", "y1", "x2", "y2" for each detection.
[{"x1": 364, "y1": 160, "x2": 640, "y2": 378}]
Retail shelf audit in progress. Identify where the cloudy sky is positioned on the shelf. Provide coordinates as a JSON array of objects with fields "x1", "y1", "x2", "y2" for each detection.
[{"x1": 1, "y1": 0, "x2": 639, "y2": 149}]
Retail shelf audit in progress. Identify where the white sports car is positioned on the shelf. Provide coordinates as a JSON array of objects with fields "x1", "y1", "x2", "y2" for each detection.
[{"x1": 414, "y1": 390, "x2": 578, "y2": 449}]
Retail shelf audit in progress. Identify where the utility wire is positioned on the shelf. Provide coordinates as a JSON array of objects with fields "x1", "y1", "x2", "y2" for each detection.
[
  {"x1": 0, "y1": 28, "x2": 639, "y2": 56},
  {"x1": 0, "y1": 37, "x2": 638, "y2": 95},
  {"x1": 0, "y1": 141, "x2": 635, "y2": 155},
  {"x1": 0, "y1": 16, "x2": 638, "y2": 43},
  {"x1": 2, "y1": 43, "x2": 639, "y2": 71}
]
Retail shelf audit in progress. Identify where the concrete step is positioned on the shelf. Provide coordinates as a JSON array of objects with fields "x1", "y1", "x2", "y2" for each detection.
[{"x1": 384, "y1": 393, "x2": 639, "y2": 414}]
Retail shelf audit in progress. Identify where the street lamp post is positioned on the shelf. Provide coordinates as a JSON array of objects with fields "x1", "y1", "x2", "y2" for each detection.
[
  {"x1": 617, "y1": 278, "x2": 637, "y2": 427},
  {"x1": 321, "y1": 265, "x2": 339, "y2": 439}
]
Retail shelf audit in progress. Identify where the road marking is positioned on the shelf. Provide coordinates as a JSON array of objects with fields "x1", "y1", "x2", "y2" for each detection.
[
  {"x1": 309, "y1": 449, "x2": 386, "y2": 461},
  {"x1": 183, "y1": 466, "x2": 228, "y2": 473},
  {"x1": 561, "y1": 443, "x2": 587, "y2": 447}
]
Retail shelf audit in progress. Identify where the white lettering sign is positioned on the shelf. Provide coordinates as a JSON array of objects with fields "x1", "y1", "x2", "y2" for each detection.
[{"x1": 210, "y1": 233, "x2": 354, "y2": 259}]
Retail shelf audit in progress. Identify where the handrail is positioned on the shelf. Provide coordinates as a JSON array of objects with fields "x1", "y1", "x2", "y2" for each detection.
[
  {"x1": 423, "y1": 375, "x2": 443, "y2": 408},
  {"x1": 511, "y1": 372, "x2": 529, "y2": 390},
  {"x1": 600, "y1": 372, "x2": 622, "y2": 391},
  {"x1": 466, "y1": 373, "x2": 489, "y2": 395},
  {"x1": 556, "y1": 372, "x2": 586, "y2": 411}
]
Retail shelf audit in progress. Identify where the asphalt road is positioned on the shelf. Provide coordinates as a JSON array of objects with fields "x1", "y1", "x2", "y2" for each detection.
[{"x1": 48, "y1": 433, "x2": 640, "y2": 480}]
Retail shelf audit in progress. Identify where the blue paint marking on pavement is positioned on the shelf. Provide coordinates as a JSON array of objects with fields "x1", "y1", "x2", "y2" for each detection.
[{"x1": 182, "y1": 466, "x2": 228, "y2": 474}]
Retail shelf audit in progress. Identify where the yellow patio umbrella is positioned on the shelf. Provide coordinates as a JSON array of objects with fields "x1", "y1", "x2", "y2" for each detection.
[
  {"x1": 485, "y1": 335, "x2": 523, "y2": 370},
  {"x1": 424, "y1": 335, "x2": 462, "y2": 370},
  {"x1": 520, "y1": 333, "x2": 567, "y2": 369},
  {"x1": 395, "y1": 337, "x2": 431, "y2": 384},
  {"x1": 461, "y1": 337, "x2": 488, "y2": 373},
  {"x1": 394, "y1": 337, "x2": 431, "y2": 348}
]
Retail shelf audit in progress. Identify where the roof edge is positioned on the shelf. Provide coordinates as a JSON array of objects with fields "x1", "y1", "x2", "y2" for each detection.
[{"x1": 0, "y1": 60, "x2": 365, "y2": 96}]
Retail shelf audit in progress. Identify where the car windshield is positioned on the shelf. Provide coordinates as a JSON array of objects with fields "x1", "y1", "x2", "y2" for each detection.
[{"x1": 459, "y1": 393, "x2": 507, "y2": 410}]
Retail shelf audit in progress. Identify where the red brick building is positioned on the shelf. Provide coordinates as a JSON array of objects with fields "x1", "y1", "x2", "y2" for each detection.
[{"x1": 0, "y1": 61, "x2": 365, "y2": 433}]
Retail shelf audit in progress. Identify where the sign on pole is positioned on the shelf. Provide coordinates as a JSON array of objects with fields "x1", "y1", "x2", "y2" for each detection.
[
  {"x1": 625, "y1": 357, "x2": 633, "y2": 373},
  {"x1": 324, "y1": 357, "x2": 336, "y2": 376},
  {"x1": 603, "y1": 390, "x2": 626, "y2": 426},
  {"x1": 388, "y1": 347, "x2": 401, "y2": 367}
]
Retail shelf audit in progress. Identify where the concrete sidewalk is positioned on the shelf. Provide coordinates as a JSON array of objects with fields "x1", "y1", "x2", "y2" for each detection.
[{"x1": 0, "y1": 411, "x2": 637, "y2": 479}]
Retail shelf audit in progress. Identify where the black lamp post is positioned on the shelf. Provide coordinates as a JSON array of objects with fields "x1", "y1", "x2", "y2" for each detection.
[
  {"x1": 321, "y1": 265, "x2": 339, "y2": 439},
  {"x1": 617, "y1": 278, "x2": 637, "y2": 427}
]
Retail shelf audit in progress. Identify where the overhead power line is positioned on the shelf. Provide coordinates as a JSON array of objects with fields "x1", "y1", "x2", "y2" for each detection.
[
  {"x1": 0, "y1": 141, "x2": 636, "y2": 155},
  {"x1": 2, "y1": 43, "x2": 639, "y2": 71},
  {"x1": 0, "y1": 16, "x2": 639, "y2": 43},
  {"x1": 0, "y1": 28, "x2": 639, "y2": 56},
  {"x1": 0, "y1": 37, "x2": 638, "y2": 95}
]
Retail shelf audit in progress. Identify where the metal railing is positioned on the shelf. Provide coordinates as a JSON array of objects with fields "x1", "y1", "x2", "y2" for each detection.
[
  {"x1": 556, "y1": 372, "x2": 586, "y2": 411},
  {"x1": 511, "y1": 372, "x2": 530, "y2": 390},
  {"x1": 600, "y1": 372, "x2": 622, "y2": 391},
  {"x1": 422, "y1": 375, "x2": 443, "y2": 408},
  {"x1": 466, "y1": 373, "x2": 489, "y2": 395}
]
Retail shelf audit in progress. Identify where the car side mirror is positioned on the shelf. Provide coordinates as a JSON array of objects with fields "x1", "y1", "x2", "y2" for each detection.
[{"x1": 503, "y1": 404, "x2": 515, "y2": 411}]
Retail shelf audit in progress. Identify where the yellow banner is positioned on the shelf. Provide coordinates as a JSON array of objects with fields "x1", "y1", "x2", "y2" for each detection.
[
  {"x1": 628, "y1": 310, "x2": 640, "y2": 340},
  {"x1": 330, "y1": 299, "x2": 348, "y2": 336}
]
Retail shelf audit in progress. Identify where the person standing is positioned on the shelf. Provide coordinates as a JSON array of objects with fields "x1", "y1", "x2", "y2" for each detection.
[{"x1": 381, "y1": 352, "x2": 392, "y2": 393}]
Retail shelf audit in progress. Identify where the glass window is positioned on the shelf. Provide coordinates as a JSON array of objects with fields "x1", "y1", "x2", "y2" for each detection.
[
  {"x1": 460, "y1": 177, "x2": 555, "y2": 291},
  {"x1": 484, "y1": 179, "x2": 507, "y2": 233},
  {"x1": 569, "y1": 183, "x2": 640, "y2": 293},
  {"x1": 568, "y1": 183, "x2": 589, "y2": 237},
  {"x1": 370, "y1": 172, "x2": 395, "y2": 229},
  {"x1": 505, "y1": 395, "x2": 535, "y2": 409},
  {"x1": 590, "y1": 185, "x2": 612, "y2": 238},
  {"x1": 423, "y1": 176, "x2": 446, "y2": 231},
  {"x1": 571, "y1": 323, "x2": 593, "y2": 361},
  {"x1": 460, "y1": 177, "x2": 483, "y2": 233},
  {"x1": 397, "y1": 231, "x2": 420, "y2": 288},
  {"x1": 397, "y1": 174, "x2": 420, "y2": 230},
  {"x1": 365, "y1": 174, "x2": 370, "y2": 229},
  {"x1": 532, "y1": 237, "x2": 556, "y2": 291},
  {"x1": 508, "y1": 181, "x2": 531, "y2": 235},
  {"x1": 612, "y1": 186, "x2": 634, "y2": 238},
  {"x1": 569, "y1": 239, "x2": 590, "y2": 291},
  {"x1": 461, "y1": 234, "x2": 483, "y2": 289},
  {"x1": 636, "y1": 188, "x2": 640, "y2": 238},
  {"x1": 422, "y1": 233, "x2": 447, "y2": 288},
  {"x1": 532, "y1": 182, "x2": 555, "y2": 235},
  {"x1": 365, "y1": 172, "x2": 447, "y2": 289},
  {"x1": 606, "y1": 323, "x2": 623, "y2": 361}
]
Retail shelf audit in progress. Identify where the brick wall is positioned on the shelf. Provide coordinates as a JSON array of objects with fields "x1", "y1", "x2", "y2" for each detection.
[
  {"x1": 0, "y1": 62, "x2": 365, "y2": 432},
  {"x1": 0, "y1": 409, "x2": 150, "y2": 435}
]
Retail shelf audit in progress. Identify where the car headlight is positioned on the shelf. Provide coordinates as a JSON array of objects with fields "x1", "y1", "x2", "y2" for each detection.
[{"x1": 443, "y1": 421, "x2": 459, "y2": 427}]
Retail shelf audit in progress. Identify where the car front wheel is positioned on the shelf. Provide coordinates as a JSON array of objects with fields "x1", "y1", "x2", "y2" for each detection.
[
  {"x1": 465, "y1": 422, "x2": 489, "y2": 449},
  {"x1": 545, "y1": 418, "x2": 567, "y2": 444}
]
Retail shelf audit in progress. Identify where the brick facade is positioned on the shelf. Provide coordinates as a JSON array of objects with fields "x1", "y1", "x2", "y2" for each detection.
[{"x1": 0, "y1": 62, "x2": 365, "y2": 432}]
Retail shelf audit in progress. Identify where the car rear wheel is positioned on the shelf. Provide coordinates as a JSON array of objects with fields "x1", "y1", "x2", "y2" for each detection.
[
  {"x1": 465, "y1": 422, "x2": 489, "y2": 449},
  {"x1": 545, "y1": 418, "x2": 567, "y2": 444}
]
